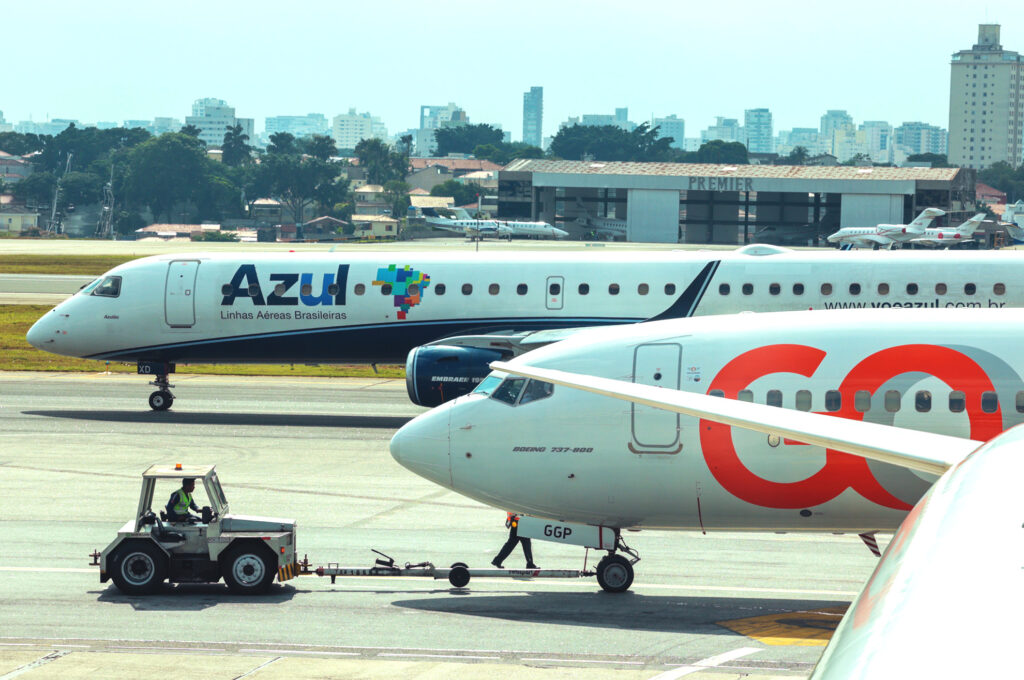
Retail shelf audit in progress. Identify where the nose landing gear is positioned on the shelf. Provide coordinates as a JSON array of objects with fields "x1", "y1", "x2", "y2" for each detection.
[
  {"x1": 595, "y1": 533, "x2": 640, "y2": 593},
  {"x1": 139, "y1": 362, "x2": 175, "y2": 411}
]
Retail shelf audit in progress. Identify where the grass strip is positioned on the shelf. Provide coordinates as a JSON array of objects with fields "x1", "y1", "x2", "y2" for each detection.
[
  {"x1": 1, "y1": 305, "x2": 404, "y2": 378},
  {"x1": 0, "y1": 254, "x2": 139, "y2": 275}
]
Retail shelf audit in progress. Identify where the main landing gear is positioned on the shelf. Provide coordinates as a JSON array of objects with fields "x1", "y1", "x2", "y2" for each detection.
[{"x1": 139, "y1": 362, "x2": 175, "y2": 411}]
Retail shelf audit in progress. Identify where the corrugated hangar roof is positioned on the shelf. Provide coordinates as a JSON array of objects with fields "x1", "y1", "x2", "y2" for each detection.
[{"x1": 503, "y1": 159, "x2": 960, "y2": 181}]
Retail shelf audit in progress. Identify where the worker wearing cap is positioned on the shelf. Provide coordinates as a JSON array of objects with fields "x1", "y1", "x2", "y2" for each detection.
[
  {"x1": 166, "y1": 478, "x2": 200, "y2": 522},
  {"x1": 491, "y1": 512, "x2": 537, "y2": 569}
]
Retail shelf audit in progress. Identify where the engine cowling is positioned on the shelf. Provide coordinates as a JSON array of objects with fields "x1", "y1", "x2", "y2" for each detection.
[{"x1": 406, "y1": 345, "x2": 508, "y2": 407}]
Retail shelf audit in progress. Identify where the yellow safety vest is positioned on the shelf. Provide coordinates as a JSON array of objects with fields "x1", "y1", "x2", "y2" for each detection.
[{"x1": 173, "y1": 489, "x2": 193, "y2": 515}]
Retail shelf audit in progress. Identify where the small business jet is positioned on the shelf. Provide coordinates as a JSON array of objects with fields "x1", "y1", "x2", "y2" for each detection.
[
  {"x1": 572, "y1": 198, "x2": 627, "y2": 240},
  {"x1": 389, "y1": 307, "x2": 1023, "y2": 598},
  {"x1": 27, "y1": 247, "x2": 1024, "y2": 410},
  {"x1": 423, "y1": 208, "x2": 567, "y2": 240},
  {"x1": 825, "y1": 208, "x2": 945, "y2": 249},
  {"x1": 909, "y1": 212, "x2": 985, "y2": 247},
  {"x1": 1001, "y1": 200, "x2": 1024, "y2": 245},
  {"x1": 459, "y1": 329, "x2": 1017, "y2": 679}
]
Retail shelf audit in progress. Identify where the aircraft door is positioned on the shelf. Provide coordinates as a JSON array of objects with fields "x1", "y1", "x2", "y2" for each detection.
[
  {"x1": 630, "y1": 342, "x2": 681, "y2": 453},
  {"x1": 165, "y1": 260, "x2": 200, "y2": 327},
  {"x1": 546, "y1": 276, "x2": 564, "y2": 310}
]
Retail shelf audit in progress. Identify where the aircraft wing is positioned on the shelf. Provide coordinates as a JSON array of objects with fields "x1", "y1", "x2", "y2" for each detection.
[{"x1": 489, "y1": 362, "x2": 981, "y2": 475}]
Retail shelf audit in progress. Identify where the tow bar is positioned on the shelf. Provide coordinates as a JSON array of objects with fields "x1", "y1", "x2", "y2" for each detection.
[{"x1": 299, "y1": 550, "x2": 595, "y2": 589}]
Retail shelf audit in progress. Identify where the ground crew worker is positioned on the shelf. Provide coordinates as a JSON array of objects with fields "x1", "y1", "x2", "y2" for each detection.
[
  {"x1": 166, "y1": 478, "x2": 200, "y2": 522},
  {"x1": 491, "y1": 512, "x2": 537, "y2": 569}
]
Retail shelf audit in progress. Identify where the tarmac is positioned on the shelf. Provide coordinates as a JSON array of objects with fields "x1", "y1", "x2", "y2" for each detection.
[{"x1": 0, "y1": 371, "x2": 883, "y2": 678}]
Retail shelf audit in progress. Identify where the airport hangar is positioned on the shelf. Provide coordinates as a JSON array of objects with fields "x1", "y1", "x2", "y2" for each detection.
[{"x1": 498, "y1": 159, "x2": 977, "y2": 244}]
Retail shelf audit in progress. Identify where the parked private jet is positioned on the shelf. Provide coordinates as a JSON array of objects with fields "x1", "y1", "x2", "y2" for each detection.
[
  {"x1": 909, "y1": 212, "x2": 985, "y2": 247},
  {"x1": 1001, "y1": 200, "x2": 1024, "y2": 244},
  {"x1": 825, "y1": 208, "x2": 945, "y2": 249},
  {"x1": 390, "y1": 307, "x2": 1023, "y2": 593},
  {"x1": 27, "y1": 247, "x2": 1024, "y2": 410},
  {"x1": 423, "y1": 208, "x2": 567, "y2": 240}
]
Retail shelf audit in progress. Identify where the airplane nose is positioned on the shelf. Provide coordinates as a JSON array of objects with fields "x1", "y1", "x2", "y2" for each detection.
[
  {"x1": 390, "y1": 405, "x2": 453, "y2": 488},
  {"x1": 26, "y1": 311, "x2": 57, "y2": 350}
]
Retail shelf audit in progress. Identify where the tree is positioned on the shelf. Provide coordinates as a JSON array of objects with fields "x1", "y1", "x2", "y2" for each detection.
[
  {"x1": 906, "y1": 153, "x2": 950, "y2": 168},
  {"x1": 220, "y1": 124, "x2": 252, "y2": 166},
  {"x1": 383, "y1": 180, "x2": 411, "y2": 218},
  {"x1": 434, "y1": 124, "x2": 504, "y2": 157},
  {"x1": 180, "y1": 124, "x2": 202, "y2": 139},
  {"x1": 58, "y1": 171, "x2": 103, "y2": 206},
  {"x1": 786, "y1": 146, "x2": 810, "y2": 165},
  {"x1": 979, "y1": 161, "x2": 1024, "y2": 202},
  {"x1": 549, "y1": 123, "x2": 675, "y2": 162},
  {"x1": 354, "y1": 138, "x2": 408, "y2": 185},
  {"x1": 0, "y1": 131, "x2": 47, "y2": 156},
  {"x1": 299, "y1": 135, "x2": 338, "y2": 161},
  {"x1": 124, "y1": 132, "x2": 209, "y2": 221},
  {"x1": 429, "y1": 179, "x2": 484, "y2": 207},
  {"x1": 254, "y1": 154, "x2": 347, "y2": 224},
  {"x1": 266, "y1": 132, "x2": 298, "y2": 156},
  {"x1": 12, "y1": 171, "x2": 57, "y2": 205},
  {"x1": 695, "y1": 140, "x2": 749, "y2": 164}
]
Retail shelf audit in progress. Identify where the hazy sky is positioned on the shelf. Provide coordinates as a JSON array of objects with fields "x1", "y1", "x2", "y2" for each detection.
[{"x1": 4, "y1": 0, "x2": 1021, "y2": 140}]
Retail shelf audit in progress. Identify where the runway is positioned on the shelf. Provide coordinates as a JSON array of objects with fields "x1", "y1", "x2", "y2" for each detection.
[{"x1": 0, "y1": 372, "x2": 880, "y2": 678}]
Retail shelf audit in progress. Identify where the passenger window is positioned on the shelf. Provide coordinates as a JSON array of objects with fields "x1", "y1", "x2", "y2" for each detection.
[
  {"x1": 274, "y1": 283, "x2": 287, "y2": 296},
  {"x1": 638, "y1": 283, "x2": 649, "y2": 295},
  {"x1": 608, "y1": 283, "x2": 620, "y2": 295},
  {"x1": 766, "y1": 390, "x2": 782, "y2": 407},
  {"x1": 906, "y1": 283, "x2": 918, "y2": 295},
  {"x1": 489, "y1": 283, "x2": 500, "y2": 295},
  {"x1": 665, "y1": 283, "x2": 676, "y2": 295},
  {"x1": 221, "y1": 284, "x2": 233, "y2": 296},
  {"x1": 327, "y1": 283, "x2": 340, "y2": 296},
  {"x1": 878, "y1": 283, "x2": 889, "y2": 295},
  {"x1": 793, "y1": 283, "x2": 804, "y2": 295},
  {"x1": 949, "y1": 391, "x2": 966, "y2": 413},
  {"x1": 248, "y1": 283, "x2": 261, "y2": 297},
  {"x1": 935, "y1": 283, "x2": 947, "y2": 295},
  {"x1": 825, "y1": 390, "x2": 841, "y2": 412},
  {"x1": 491, "y1": 378, "x2": 527, "y2": 405},
  {"x1": 578, "y1": 283, "x2": 590, "y2": 295},
  {"x1": 884, "y1": 390, "x2": 901, "y2": 412},
  {"x1": 742, "y1": 283, "x2": 754, "y2": 295},
  {"x1": 965, "y1": 283, "x2": 976, "y2": 295},
  {"x1": 408, "y1": 284, "x2": 419, "y2": 296},
  {"x1": 821, "y1": 283, "x2": 833, "y2": 296},
  {"x1": 719, "y1": 283, "x2": 731, "y2": 295},
  {"x1": 769, "y1": 283, "x2": 780, "y2": 295},
  {"x1": 855, "y1": 390, "x2": 871, "y2": 413},
  {"x1": 301, "y1": 283, "x2": 312, "y2": 296},
  {"x1": 982, "y1": 391, "x2": 999, "y2": 413},
  {"x1": 795, "y1": 390, "x2": 812, "y2": 411},
  {"x1": 849, "y1": 283, "x2": 861, "y2": 295},
  {"x1": 517, "y1": 284, "x2": 528, "y2": 295},
  {"x1": 915, "y1": 390, "x2": 932, "y2": 412},
  {"x1": 462, "y1": 283, "x2": 473, "y2": 295},
  {"x1": 738, "y1": 389, "x2": 753, "y2": 402},
  {"x1": 1016, "y1": 391, "x2": 1024, "y2": 413},
  {"x1": 92, "y1": 275, "x2": 122, "y2": 298},
  {"x1": 709, "y1": 389, "x2": 725, "y2": 398},
  {"x1": 549, "y1": 282, "x2": 561, "y2": 295},
  {"x1": 518, "y1": 380, "x2": 554, "y2": 404},
  {"x1": 994, "y1": 283, "x2": 1005, "y2": 295}
]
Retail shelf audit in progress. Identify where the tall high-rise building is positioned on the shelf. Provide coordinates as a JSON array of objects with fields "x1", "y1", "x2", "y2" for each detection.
[
  {"x1": 265, "y1": 113, "x2": 329, "y2": 140},
  {"x1": 186, "y1": 98, "x2": 253, "y2": 147},
  {"x1": 820, "y1": 110, "x2": 854, "y2": 154},
  {"x1": 948, "y1": 24, "x2": 1024, "y2": 169},
  {"x1": 652, "y1": 114, "x2": 685, "y2": 149},
  {"x1": 701, "y1": 117, "x2": 742, "y2": 144},
  {"x1": 860, "y1": 121, "x2": 894, "y2": 162},
  {"x1": 895, "y1": 121, "x2": 948, "y2": 157},
  {"x1": 417, "y1": 103, "x2": 468, "y2": 155},
  {"x1": 522, "y1": 86, "x2": 543, "y2": 147},
  {"x1": 330, "y1": 109, "x2": 387, "y2": 151},
  {"x1": 744, "y1": 108, "x2": 773, "y2": 153}
]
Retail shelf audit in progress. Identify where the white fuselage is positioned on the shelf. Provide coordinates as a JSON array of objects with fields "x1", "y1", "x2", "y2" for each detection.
[
  {"x1": 391, "y1": 308, "x2": 1024, "y2": 532},
  {"x1": 27, "y1": 247, "x2": 1024, "y2": 365}
]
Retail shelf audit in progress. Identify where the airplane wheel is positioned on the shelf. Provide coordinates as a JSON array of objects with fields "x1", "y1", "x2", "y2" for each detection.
[
  {"x1": 149, "y1": 391, "x2": 173, "y2": 411},
  {"x1": 596, "y1": 555, "x2": 634, "y2": 593}
]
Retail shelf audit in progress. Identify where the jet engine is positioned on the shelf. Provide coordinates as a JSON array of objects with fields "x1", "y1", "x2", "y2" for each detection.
[{"x1": 405, "y1": 345, "x2": 509, "y2": 407}]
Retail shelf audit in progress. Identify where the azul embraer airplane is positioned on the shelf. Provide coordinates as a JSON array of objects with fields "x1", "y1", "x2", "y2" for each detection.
[
  {"x1": 26, "y1": 246, "x2": 1024, "y2": 410},
  {"x1": 393, "y1": 309, "x2": 1020, "y2": 677}
]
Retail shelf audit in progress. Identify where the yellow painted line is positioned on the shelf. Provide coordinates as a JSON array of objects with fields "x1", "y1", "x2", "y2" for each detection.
[{"x1": 716, "y1": 607, "x2": 847, "y2": 647}]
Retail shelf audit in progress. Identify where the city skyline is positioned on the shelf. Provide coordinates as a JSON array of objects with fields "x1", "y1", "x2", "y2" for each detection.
[{"x1": 4, "y1": 0, "x2": 1019, "y2": 142}]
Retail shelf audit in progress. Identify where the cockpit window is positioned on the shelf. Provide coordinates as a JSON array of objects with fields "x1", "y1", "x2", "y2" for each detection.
[
  {"x1": 79, "y1": 279, "x2": 101, "y2": 294},
  {"x1": 518, "y1": 380, "x2": 554, "y2": 405},
  {"x1": 473, "y1": 374, "x2": 504, "y2": 396},
  {"x1": 491, "y1": 377, "x2": 527, "y2": 405},
  {"x1": 91, "y1": 275, "x2": 122, "y2": 298}
]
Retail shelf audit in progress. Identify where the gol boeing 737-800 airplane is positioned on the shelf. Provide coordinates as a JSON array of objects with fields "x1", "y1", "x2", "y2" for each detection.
[
  {"x1": 397, "y1": 319, "x2": 1017, "y2": 679},
  {"x1": 389, "y1": 307, "x2": 1023, "y2": 591},
  {"x1": 26, "y1": 246, "x2": 1024, "y2": 410}
]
